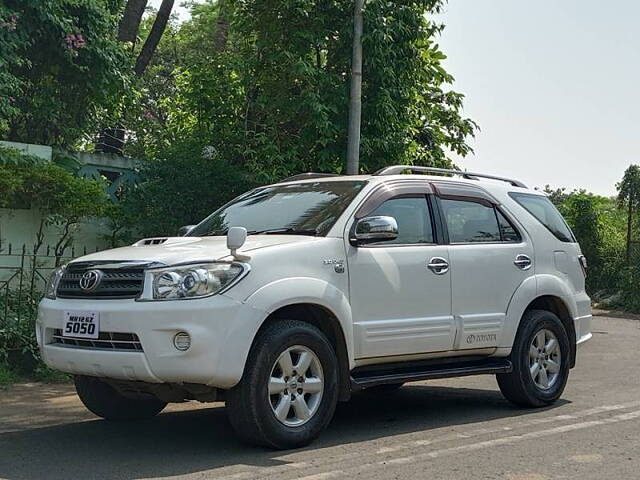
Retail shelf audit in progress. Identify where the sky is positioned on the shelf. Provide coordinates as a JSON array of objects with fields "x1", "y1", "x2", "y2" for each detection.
[{"x1": 150, "y1": 0, "x2": 640, "y2": 196}]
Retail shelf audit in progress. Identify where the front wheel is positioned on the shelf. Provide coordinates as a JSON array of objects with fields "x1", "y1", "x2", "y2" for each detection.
[
  {"x1": 75, "y1": 375, "x2": 166, "y2": 420},
  {"x1": 226, "y1": 320, "x2": 339, "y2": 449},
  {"x1": 497, "y1": 309, "x2": 571, "y2": 407}
]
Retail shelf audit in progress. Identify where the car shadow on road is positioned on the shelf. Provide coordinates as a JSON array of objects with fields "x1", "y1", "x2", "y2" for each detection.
[{"x1": 0, "y1": 383, "x2": 569, "y2": 480}]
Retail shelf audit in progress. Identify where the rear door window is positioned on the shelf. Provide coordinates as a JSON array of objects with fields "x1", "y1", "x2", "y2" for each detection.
[
  {"x1": 441, "y1": 199, "x2": 501, "y2": 243},
  {"x1": 496, "y1": 210, "x2": 521, "y2": 242},
  {"x1": 509, "y1": 193, "x2": 575, "y2": 242}
]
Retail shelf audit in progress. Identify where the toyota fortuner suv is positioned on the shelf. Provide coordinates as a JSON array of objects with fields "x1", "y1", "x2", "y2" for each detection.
[{"x1": 37, "y1": 166, "x2": 592, "y2": 449}]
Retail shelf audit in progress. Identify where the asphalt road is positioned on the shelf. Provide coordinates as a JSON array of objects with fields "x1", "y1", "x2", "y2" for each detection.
[{"x1": 1, "y1": 315, "x2": 639, "y2": 480}]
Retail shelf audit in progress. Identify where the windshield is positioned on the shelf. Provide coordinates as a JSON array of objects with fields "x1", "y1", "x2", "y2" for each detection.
[{"x1": 188, "y1": 181, "x2": 366, "y2": 237}]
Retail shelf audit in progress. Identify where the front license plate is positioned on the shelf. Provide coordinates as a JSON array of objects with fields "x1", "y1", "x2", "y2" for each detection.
[{"x1": 63, "y1": 311, "x2": 100, "y2": 339}]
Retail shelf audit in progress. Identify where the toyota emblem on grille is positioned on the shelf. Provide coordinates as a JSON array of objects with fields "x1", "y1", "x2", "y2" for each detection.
[{"x1": 79, "y1": 269, "x2": 103, "y2": 292}]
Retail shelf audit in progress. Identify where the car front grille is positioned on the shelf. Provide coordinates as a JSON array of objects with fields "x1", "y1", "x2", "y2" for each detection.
[
  {"x1": 56, "y1": 264, "x2": 146, "y2": 299},
  {"x1": 51, "y1": 329, "x2": 144, "y2": 352}
]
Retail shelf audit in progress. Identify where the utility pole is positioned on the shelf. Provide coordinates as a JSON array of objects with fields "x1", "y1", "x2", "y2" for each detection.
[{"x1": 346, "y1": 0, "x2": 364, "y2": 175}]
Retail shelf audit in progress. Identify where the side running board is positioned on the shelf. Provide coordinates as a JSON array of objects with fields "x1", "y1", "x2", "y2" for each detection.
[{"x1": 350, "y1": 357, "x2": 513, "y2": 391}]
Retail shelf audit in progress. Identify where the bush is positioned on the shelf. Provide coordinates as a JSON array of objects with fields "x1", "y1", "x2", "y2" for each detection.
[
  {"x1": 115, "y1": 140, "x2": 258, "y2": 239},
  {"x1": 0, "y1": 363, "x2": 19, "y2": 387},
  {"x1": 0, "y1": 290, "x2": 40, "y2": 373},
  {"x1": 0, "y1": 147, "x2": 110, "y2": 262}
]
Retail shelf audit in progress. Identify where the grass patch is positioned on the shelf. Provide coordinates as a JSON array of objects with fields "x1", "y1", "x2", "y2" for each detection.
[
  {"x1": 32, "y1": 365, "x2": 71, "y2": 384},
  {"x1": 0, "y1": 362, "x2": 71, "y2": 387},
  {"x1": 0, "y1": 363, "x2": 20, "y2": 387}
]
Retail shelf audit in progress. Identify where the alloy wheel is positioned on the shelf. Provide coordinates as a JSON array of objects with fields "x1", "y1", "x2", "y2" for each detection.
[
  {"x1": 268, "y1": 345, "x2": 324, "y2": 427},
  {"x1": 529, "y1": 328, "x2": 562, "y2": 390}
]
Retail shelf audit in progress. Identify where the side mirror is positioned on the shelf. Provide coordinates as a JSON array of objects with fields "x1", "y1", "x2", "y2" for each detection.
[
  {"x1": 351, "y1": 216, "x2": 398, "y2": 245},
  {"x1": 178, "y1": 225, "x2": 196, "y2": 236},
  {"x1": 227, "y1": 226, "x2": 247, "y2": 258}
]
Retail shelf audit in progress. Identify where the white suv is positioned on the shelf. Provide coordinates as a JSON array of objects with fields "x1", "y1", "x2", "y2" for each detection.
[{"x1": 37, "y1": 166, "x2": 592, "y2": 449}]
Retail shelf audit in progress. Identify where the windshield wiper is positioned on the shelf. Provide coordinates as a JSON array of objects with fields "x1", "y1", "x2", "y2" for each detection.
[{"x1": 247, "y1": 228, "x2": 319, "y2": 236}]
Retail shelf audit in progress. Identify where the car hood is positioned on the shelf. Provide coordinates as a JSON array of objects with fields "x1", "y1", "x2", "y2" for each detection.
[{"x1": 69, "y1": 235, "x2": 319, "y2": 266}]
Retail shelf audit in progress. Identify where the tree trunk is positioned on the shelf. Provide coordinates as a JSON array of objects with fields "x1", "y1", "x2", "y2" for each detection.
[
  {"x1": 346, "y1": 0, "x2": 365, "y2": 175},
  {"x1": 626, "y1": 194, "x2": 633, "y2": 265},
  {"x1": 134, "y1": 0, "x2": 175, "y2": 75},
  {"x1": 213, "y1": 0, "x2": 230, "y2": 53},
  {"x1": 118, "y1": 0, "x2": 149, "y2": 43}
]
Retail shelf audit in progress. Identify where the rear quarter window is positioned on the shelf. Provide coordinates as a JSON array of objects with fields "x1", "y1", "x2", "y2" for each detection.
[{"x1": 509, "y1": 192, "x2": 575, "y2": 243}]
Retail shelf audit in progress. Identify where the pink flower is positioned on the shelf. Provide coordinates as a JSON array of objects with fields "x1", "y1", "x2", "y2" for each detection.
[
  {"x1": 1, "y1": 15, "x2": 18, "y2": 31},
  {"x1": 64, "y1": 33, "x2": 87, "y2": 50}
]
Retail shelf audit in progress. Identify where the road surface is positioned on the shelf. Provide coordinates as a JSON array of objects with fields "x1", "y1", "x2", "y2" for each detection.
[{"x1": 0, "y1": 315, "x2": 638, "y2": 479}]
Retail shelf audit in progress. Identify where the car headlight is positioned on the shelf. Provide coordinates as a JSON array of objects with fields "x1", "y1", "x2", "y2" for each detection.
[
  {"x1": 140, "y1": 262, "x2": 248, "y2": 301},
  {"x1": 45, "y1": 266, "x2": 66, "y2": 300}
]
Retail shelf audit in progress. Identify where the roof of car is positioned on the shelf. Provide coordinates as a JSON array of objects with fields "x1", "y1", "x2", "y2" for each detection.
[{"x1": 273, "y1": 170, "x2": 538, "y2": 195}]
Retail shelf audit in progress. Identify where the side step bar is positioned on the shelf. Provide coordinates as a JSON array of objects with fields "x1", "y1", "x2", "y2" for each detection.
[{"x1": 350, "y1": 357, "x2": 513, "y2": 391}]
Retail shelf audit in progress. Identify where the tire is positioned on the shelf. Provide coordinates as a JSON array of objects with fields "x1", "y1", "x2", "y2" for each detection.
[
  {"x1": 226, "y1": 320, "x2": 339, "y2": 449},
  {"x1": 497, "y1": 309, "x2": 571, "y2": 408},
  {"x1": 75, "y1": 375, "x2": 166, "y2": 420}
]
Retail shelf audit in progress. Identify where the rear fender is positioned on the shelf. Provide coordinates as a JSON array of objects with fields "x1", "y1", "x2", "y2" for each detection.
[{"x1": 501, "y1": 275, "x2": 577, "y2": 350}]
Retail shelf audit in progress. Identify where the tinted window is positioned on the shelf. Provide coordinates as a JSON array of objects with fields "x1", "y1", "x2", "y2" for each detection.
[
  {"x1": 368, "y1": 196, "x2": 434, "y2": 245},
  {"x1": 497, "y1": 210, "x2": 521, "y2": 242},
  {"x1": 189, "y1": 181, "x2": 365, "y2": 237},
  {"x1": 441, "y1": 199, "x2": 500, "y2": 243},
  {"x1": 510, "y1": 193, "x2": 575, "y2": 242}
]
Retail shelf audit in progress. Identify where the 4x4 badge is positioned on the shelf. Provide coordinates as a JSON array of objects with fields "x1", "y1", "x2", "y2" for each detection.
[
  {"x1": 79, "y1": 270, "x2": 103, "y2": 292},
  {"x1": 322, "y1": 259, "x2": 345, "y2": 273}
]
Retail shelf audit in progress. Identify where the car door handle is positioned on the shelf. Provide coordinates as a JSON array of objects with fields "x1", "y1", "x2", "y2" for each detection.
[
  {"x1": 428, "y1": 257, "x2": 449, "y2": 275},
  {"x1": 514, "y1": 254, "x2": 532, "y2": 270}
]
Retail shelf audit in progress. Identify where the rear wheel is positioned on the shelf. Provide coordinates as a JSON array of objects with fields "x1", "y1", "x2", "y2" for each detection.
[
  {"x1": 226, "y1": 320, "x2": 338, "y2": 449},
  {"x1": 497, "y1": 309, "x2": 570, "y2": 407},
  {"x1": 75, "y1": 375, "x2": 166, "y2": 420}
]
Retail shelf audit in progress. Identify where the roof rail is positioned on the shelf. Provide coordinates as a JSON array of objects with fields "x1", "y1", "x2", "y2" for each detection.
[
  {"x1": 280, "y1": 172, "x2": 339, "y2": 183},
  {"x1": 373, "y1": 165, "x2": 527, "y2": 188}
]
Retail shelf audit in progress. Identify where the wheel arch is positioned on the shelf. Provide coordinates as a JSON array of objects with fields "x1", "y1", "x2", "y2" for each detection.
[
  {"x1": 523, "y1": 295, "x2": 577, "y2": 368},
  {"x1": 503, "y1": 275, "x2": 578, "y2": 367},
  {"x1": 258, "y1": 303, "x2": 352, "y2": 401},
  {"x1": 244, "y1": 278, "x2": 355, "y2": 401}
]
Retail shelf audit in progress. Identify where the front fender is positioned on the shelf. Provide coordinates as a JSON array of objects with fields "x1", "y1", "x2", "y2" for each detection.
[{"x1": 244, "y1": 277, "x2": 355, "y2": 367}]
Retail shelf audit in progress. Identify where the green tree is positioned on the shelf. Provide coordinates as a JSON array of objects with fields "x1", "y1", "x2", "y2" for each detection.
[
  {"x1": 121, "y1": 0, "x2": 476, "y2": 179},
  {"x1": 111, "y1": 0, "x2": 478, "y2": 235},
  {"x1": 617, "y1": 165, "x2": 640, "y2": 265},
  {"x1": 115, "y1": 140, "x2": 257, "y2": 238},
  {"x1": 0, "y1": 0, "x2": 127, "y2": 146},
  {"x1": 561, "y1": 192, "x2": 602, "y2": 291}
]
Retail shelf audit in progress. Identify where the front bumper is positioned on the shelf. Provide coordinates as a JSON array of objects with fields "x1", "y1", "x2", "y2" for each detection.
[{"x1": 37, "y1": 295, "x2": 266, "y2": 388}]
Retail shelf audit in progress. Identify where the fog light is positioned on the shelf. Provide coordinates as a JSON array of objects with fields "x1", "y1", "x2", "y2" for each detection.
[{"x1": 173, "y1": 332, "x2": 191, "y2": 351}]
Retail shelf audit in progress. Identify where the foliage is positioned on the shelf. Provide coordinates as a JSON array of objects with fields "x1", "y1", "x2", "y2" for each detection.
[
  {"x1": 0, "y1": 148, "x2": 110, "y2": 260},
  {"x1": 110, "y1": 0, "x2": 478, "y2": 232},
  {"x1": 0, "y1": 290, "x2": 39, "y2": 368},
  {"x1": 0, "y1": 288, "x2": 71, "y2": 383},
  {"x1": 121, "y1": 0, "x2": 476, "y2": 180},
  {"x1": 617, "y1": 164, "x2": 640, "y2": 263},
  {"x1": 0, "y1": 362, "x2": 19, "y2": 387},
  {"x1": 558, "y1": 192, "x2": 624, "y2": 293},
  {"x1": 550, "y1": 184, "x2": 635, "y2": 311},
  {"x1": 114, "y1": 139, "x2": 257, "y2": 238},
  {"x1": 616, "y1": 165, "x2": 640, "y2": 210},
  {"x1": 543, "y1": 185, "x2": 570, "y2": 207},
  {"x1": 0, "y1": 0, "x2": 128, "y2": 146},
  {"x1": 0, "y1": 145, "x2": 45, "y2": 167}
]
